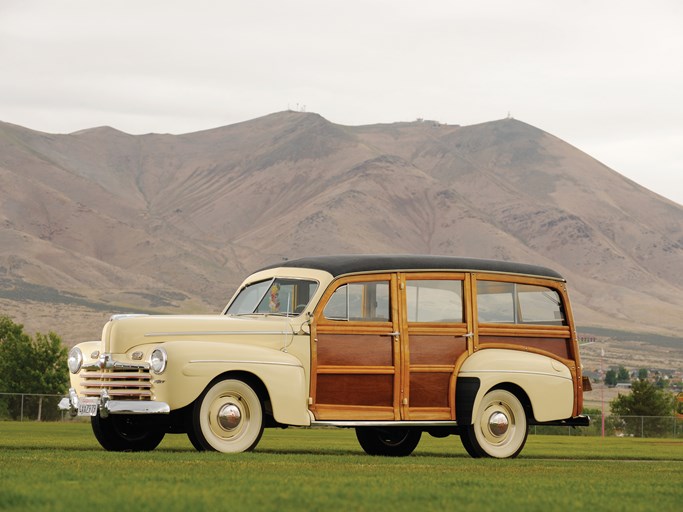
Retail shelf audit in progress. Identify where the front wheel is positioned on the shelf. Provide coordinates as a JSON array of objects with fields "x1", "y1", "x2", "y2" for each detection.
[
  {"x1": 356, "y1": 427, "x2": 422, "y2": 457},
  {"x1": 192, "y1": 378, "x2": 264, "y2": 453},
  {"x1": 460, "y1": 389, "x2": 529, "y2": 459},
  {"x1": 91, "y1": 414, "x2": 166, "y2": 452}
]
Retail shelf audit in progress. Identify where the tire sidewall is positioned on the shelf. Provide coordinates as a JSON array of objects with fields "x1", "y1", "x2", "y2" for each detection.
[
  {"x1": 356, "y1": 427, "x2": 421, "y2": 457},
  {"x1": 193, "y1": 378, "x2": 264, "y2": 453},
  {"x1": 470, "y1": 389, "x2": 528, "y2": 458},
  {"x1": 91, "y1": 414, "x2": 165, "y2": 452}
]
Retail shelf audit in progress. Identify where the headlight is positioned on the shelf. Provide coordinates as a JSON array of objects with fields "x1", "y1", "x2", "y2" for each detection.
[
  {"x1": 67, "y1": 347, "x2": 83, "y2": 374},
  {"x1": 150, "y1": 348, "x2": 167, "y2": 374}
]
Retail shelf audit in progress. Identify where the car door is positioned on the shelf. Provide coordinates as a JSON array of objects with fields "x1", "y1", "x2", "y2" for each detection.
[
  {"x1": 400, "y1": 273, "x2": 473, "y2": 420},
  {"x1": 310, "y1": 274, "x2": 401, "y2": 420}
]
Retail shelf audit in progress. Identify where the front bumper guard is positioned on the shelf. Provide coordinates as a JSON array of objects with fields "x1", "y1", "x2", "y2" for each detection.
[{"x1": 58, "y1": 388, "x2": 170, "y2": 418}]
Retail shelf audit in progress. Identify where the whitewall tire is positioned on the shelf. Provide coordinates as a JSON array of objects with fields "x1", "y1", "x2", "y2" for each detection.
[
  {"x1": 461, "y1": 389, "x2": 529, "y2": 458},
  {"x1": 192, "y1": 378, "x2": 264, "y2": 453}
]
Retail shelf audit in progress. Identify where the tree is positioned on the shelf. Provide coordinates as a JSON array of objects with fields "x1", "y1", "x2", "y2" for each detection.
[
  {"x1": 0, "y1": 316, "x2": 69, "y2": 420},
  {"x1": 617, "y1": 365, "x2": 630, "y2": 383},
  {"x1": 638, "y1": 368, "x2": 648, "y2": 380},
  {"x1": 610, "y1": 379, "x2": 675, "y2": 437},
  {"x1": 604, "y1": 369, "x2": 617, "y2": 387}
]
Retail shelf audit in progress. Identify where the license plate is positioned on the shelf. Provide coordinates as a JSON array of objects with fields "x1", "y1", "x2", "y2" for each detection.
[{"x1": 77, "y1": 401, "x2": 98, "y2": 417}]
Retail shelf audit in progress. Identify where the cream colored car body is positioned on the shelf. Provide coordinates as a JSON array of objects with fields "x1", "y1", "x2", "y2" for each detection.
[
  {"x1": 67, "y1": 267, "x2": 332, "y2": 426},
  {"x1": 62, "y1": 256, "x2": 587, "y2": 457}
]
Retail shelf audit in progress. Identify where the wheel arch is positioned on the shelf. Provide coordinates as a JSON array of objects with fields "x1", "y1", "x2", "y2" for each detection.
[
  {"x1": 199, "y1": 370, "x2": 273, "y2": 421},
  {"x1": 488, "y1": 382, "x2": 534, "y2": 423},
  {"x1": 203, "y1": 370, "x2": 269, "y2": 401},
  {"x1": 457, "y1": 378, "x2": 534, "y2": 425}
]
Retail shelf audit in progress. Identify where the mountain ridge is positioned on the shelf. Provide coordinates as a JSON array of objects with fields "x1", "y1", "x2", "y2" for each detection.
[{"x1": 1, "y1": 111, "x2": 682, "y2": 347}]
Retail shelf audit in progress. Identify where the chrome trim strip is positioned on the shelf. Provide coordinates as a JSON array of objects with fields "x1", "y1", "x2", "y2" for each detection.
[
  {"x1": 188, "y1": 359, "x2": 302, "y2": 368},
  {"x1": 311, "y1": 420, "x2": 458, "y2": 427},
  {"x1": 110, "y1": 313, "x2": 149, "y2": 321},
  {"x1": 459, "y1": 369, "x2": 573, "y2": 380},
  {"x1": 144, "y1": 331, "x2": 291, "y2": 337},
  {"x1": 82, "y1": 360, "x2": 150, "y2": 371},
  {"x1": 81, "y1": 354, "x2": 150, "y2": 371}
]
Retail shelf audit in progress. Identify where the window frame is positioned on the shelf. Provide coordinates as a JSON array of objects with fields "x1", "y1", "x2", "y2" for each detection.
[
  {"x1": 321, "y1": 277, "x2": 392, "y2": 323},
  {"x1": 475, "y1": 277, "x2": 567, "y2": 327},
  {"x1": 403, "y1": 274, "x2": 466, "y2": 326},
  {"x1": 225, "y1": 277, "x2": 320, "y2": 316}
]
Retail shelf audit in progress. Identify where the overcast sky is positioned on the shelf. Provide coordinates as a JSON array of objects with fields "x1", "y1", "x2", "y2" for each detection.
[{"x1": 1, "y1": 0, "x2": 682, "y2": 204}]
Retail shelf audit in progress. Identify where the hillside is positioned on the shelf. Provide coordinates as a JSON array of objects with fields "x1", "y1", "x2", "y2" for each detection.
[{"x1": 1, "y1": 111, "x2": 682, "y2": 352}]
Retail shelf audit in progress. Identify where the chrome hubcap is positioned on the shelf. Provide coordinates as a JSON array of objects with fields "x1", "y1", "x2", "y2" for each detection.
[
  {"x1": 488, "y1": 411, "x2": 509, "y2": 437},
  {"x1": 217, "y1": 403, "x2": 242, "y2": 430}
]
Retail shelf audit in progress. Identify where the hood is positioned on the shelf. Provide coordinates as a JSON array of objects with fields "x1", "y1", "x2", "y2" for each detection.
[{"x1": 102, "y1": 313, "x2": 297, "y2": 354}]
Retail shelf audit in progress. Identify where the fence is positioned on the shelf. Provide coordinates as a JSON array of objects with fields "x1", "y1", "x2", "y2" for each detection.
[
  {"x1": 1, "y1": 393, "x2": 682, "y2": 438},
  {"x1": 0, "y1": 393, "x2": 66, "y2": 422},
  {"x1": 532, "y1": 415, "x2": 683, "y2": 438}
]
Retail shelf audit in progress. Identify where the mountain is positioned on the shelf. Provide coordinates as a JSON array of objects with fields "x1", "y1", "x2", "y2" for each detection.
[{"x1": 1, "y1": 111, "x2": 682, "y2": 349}]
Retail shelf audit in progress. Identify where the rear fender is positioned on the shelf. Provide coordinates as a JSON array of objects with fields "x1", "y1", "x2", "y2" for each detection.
[{"x1": 458, "y1": 349, "x2": 574, "y2": 423}]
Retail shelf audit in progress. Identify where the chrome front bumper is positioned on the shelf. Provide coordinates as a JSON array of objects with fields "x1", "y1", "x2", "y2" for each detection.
[{"x1": 58, "y1": 388, "x2": 170, "y2": 418}]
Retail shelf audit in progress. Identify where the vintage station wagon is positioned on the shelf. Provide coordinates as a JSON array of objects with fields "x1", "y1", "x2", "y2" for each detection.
[{"x1": 60, "y1": 255, "x2": 589, "y2": 458}]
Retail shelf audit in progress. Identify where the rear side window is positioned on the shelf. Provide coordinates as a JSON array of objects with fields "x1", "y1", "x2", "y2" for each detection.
[{"x1": 477, "y1": 281, "x2": 565, "y2": 325}]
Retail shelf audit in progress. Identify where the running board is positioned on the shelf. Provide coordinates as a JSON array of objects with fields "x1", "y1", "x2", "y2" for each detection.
[{"x1": 311, "y1": 420, "x2": 459, "y2": 428}]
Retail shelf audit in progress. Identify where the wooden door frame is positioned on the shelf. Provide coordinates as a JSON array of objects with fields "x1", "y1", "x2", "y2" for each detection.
[
  {"x1": 309, "y1": 273, "x2": 402, "y2": 420},
  {"x1": 398, "y1": 272, "x2": 474, "y2": 420}
]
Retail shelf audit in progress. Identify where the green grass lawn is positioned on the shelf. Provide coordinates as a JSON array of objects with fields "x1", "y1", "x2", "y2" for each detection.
[{"x1": 1, "y1": 422, "x2": 681, "y2": 511}]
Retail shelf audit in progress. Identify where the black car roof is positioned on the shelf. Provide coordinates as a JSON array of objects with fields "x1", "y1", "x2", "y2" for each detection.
[{"x1": 258, "y1": 254, "x2": 564, "y2": 280}]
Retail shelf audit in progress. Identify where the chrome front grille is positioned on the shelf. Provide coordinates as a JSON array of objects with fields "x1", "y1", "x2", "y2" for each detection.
[{"x1": 80, "y1": 369, "x2": 152, "y2": 400}]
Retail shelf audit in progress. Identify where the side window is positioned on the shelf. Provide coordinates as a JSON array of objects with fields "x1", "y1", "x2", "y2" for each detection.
[
  {"x1": 323, "y1": 281, "x2": 390, "y2": 322},
  {"x1": 517, "y1": 284, "x2": 565, "y2": 324},
  {"x1": 406, "y1": 279, "x2": 463, "y2": 322},
  {"x1": 477, "y1": 281, "x2": 515, "y2": 323},
  {"x1": 477, "y1": 281, "x2": 566, "y2": 326},
  {"x1": 226, "y1": 278, "x2": 318, "y2": 316},
  {"x1": 254, "y1": 279, "x2": 318, "y2": 315}
]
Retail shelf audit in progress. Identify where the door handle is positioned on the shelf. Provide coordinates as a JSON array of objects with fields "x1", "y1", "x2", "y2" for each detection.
[
  {"x1": 387, "y1": 332, "x2": 400, "y2": 337},
  {"x1": 463, "y1": 332, "x2": 474, "y2": 338}
]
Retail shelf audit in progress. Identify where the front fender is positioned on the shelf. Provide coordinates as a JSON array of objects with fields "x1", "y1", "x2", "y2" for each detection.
[
  {"x1": 67, "y1": 341, "x2": 102, "y2": 395},
  {"x1": 154, "y1": 341, "x2": 310, "y2": 426},
  {"x1": 459, "y1": 349, "x2": 574, "y2": 423}
]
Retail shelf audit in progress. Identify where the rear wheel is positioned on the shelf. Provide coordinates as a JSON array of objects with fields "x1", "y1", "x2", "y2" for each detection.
[
  {"x1": 91, "y1": 414, "x2": 166, "y2": 452},
  {"x1": 192, "y1": 378, "x2": 264, "y2": 453},
  {"x1": 460, "y1": 389, "x2": 529, "y2": 458},
  {"x1": 356, "y1": 427, "x2": 422, "y2": 457}
]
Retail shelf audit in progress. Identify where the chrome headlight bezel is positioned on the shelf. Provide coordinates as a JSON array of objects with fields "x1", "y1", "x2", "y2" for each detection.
[
  {"x1": 150, "y1": 348, "x2": 167, "y2": 375},
  {"x1": 67, "y1": 347, "x2": 83, "y2": 374}
]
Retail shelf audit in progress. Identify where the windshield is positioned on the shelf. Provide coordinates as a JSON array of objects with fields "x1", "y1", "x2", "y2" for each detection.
[{"x1": 226, "y1": 278, "x2": 319, "y2": 316}]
